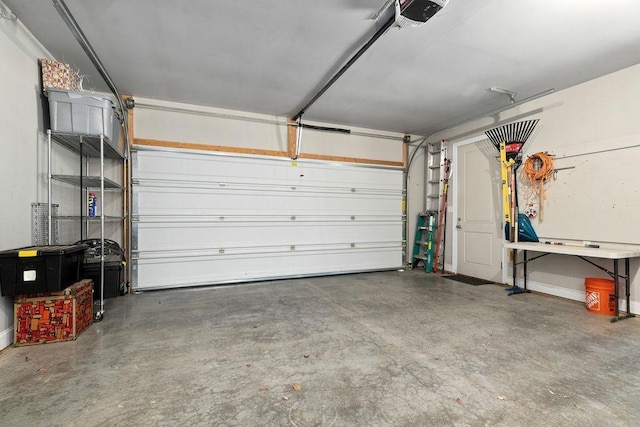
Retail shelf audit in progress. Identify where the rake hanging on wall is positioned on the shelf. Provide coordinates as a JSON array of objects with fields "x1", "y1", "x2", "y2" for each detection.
[
  {"x1": 485, "y1": 119, "x2": 539, "y2": 160},
  {"x1": 484, "y1": 119, "x2": 539, "y2": 244}
]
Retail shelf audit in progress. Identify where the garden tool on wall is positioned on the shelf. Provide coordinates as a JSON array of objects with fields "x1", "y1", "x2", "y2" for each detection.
[{"x1": 485, "y1": 120, "x2": 539, "y2": 242}]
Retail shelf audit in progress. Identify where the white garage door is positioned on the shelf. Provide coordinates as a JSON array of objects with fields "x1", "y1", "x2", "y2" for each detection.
[{"x1": 132, "y1": 147, "x2": 403, "y2": 290}]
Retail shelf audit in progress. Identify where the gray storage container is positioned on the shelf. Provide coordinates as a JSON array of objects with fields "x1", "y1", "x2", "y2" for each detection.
[{"x1": 47, "y1": 89, "x2": 119, "y2": 143}]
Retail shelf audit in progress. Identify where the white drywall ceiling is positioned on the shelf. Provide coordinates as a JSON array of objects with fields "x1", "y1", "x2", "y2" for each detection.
[{"x1": 5, "y1": 0, "x2": 640, "y2": 135}]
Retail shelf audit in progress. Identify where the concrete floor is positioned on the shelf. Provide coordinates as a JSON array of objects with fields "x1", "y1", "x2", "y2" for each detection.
[{"x1": 1, "y1": 270, "x2": 640, "y2": 426}]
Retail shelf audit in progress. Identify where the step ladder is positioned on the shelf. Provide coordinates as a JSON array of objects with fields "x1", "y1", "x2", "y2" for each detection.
[{"x1": 412, "y1": 212, "x2": 437, "y2": 271}]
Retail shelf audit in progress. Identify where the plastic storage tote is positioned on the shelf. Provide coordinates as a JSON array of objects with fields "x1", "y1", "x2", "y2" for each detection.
[
  {"x1": 0, "y1": 244, "x2": 87, "y2": 297},
  {"x1": 75, "y1": 239, "x2": 125, "y2": 300},
  {"x1": 81, "y1": 261, "x2": 124, "y2": 300},
  {"x1": 47, "y1": 89, "x2": 120, "y2": 144}
]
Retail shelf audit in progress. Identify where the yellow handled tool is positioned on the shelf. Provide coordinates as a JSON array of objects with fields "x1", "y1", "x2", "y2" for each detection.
[{"x1": 499, "y1": 141, "x2": 514, "y2": 227}]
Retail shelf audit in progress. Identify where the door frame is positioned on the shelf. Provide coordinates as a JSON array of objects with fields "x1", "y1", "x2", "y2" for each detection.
[{"x1": 451, "y1": 134, "x2": 507, "y2": 284}]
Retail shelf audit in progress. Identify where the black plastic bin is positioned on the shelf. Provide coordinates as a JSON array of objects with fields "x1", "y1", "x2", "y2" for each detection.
[
  {"x1": 0, "y1": 244, "x2": 87, "y2": 297},
  {"x1": 81, "y1": 261, "x2": 124, "y2": 300}
]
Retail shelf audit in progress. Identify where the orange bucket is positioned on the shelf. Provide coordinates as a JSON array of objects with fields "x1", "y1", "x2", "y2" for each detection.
[{"x1": 584, "y1": 277, "x2": 615, "y2": 315}]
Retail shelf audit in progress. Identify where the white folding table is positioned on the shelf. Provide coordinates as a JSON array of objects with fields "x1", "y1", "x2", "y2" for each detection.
[{"x1": 504, "y1": 242, "x2": 640, "y2": 322}]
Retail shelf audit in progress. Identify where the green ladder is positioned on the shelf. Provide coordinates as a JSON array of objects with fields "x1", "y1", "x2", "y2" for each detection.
[{"x1": 412, "y1": 212, "x2": 437, "y2": 271}]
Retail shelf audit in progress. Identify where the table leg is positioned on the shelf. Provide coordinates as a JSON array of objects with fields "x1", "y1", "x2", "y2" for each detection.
[
  {"x1": 611, "y1": 258, "x2": 635, "y2": 322},
  {"x1": 506, "y1": 249, "x2": 517, "y2": 295},
  {"x1": 626, "y1": 258, "x2": 633, "y2": 317},
  {"x1": 611, "y1": 260, "x2": 621, "y2": 322},
  {"x1": 512, "y1": 249, "x2": 517, "y2": 288},
  {"x1": 523, "y1": 249, "x2": 528, "y2": 291},
  {"x1": 609, "y1": 258, "x2": 635, "y2": 322}
]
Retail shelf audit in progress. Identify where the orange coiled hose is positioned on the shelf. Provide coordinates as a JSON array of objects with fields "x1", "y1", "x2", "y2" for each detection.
[{"x1": 522, "y1": 152, "x2": 554, "y2": 220}]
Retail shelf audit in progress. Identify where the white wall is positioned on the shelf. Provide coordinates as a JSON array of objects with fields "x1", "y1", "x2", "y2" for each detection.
[
  {"x1": 435, "y1": 63, "x2": 640, "y2": 312},
  {"x1": 0, "y1": 18, "x2": 53, "y2": 349},
  {"x1": 134, "y1": 97, "x2": 404, "y2": 162}
]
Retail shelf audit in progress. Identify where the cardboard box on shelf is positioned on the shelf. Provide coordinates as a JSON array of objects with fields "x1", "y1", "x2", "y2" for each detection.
[{"x1": 41, "y1": 59, "x2": 80, "y2": 91}]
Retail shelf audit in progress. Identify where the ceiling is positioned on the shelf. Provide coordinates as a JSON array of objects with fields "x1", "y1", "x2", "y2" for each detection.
[{"x1": 5, "y1": 0, "x2": 640, "y2": 136}]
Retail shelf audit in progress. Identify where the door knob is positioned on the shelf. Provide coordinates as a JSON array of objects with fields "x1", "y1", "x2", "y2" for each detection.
[{"x1": 456, "y1": 224, "x2": 462, "y2": 229}]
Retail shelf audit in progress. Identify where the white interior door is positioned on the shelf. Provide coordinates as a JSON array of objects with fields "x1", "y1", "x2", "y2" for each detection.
[
  {"x1": 132, "y1": 147, "x2": 404, "y2": 290},
  {"x1": 455, "y1": 141, "x2": 502, "y2": 281}
]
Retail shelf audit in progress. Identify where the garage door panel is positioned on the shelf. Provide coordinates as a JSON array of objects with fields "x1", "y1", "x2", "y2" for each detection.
[
  {"x1": 132, "y1": 148, "x2": 403, "y2": 290},
  {"x1": 136, "y1": 151, "x2": 400, "y2": 190},
  {"x1": 135, "y1": 222, "x2": 401, "y2": 251},
  {"x1": 135, "y1": 188, "x2": 399, "y2": 215},
  {"x1": 134, "y1": 247, "x2": 402, "y2": 290},
  {"x1": 138, "y1": 186, "x2": 398, "y2": 215}
]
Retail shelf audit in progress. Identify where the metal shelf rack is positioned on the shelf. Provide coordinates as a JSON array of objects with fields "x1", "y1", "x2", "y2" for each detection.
[
  {"x1": 51, "y1": 174, "x2": 123, "y2": 190},
  {"x1": 47, "y1": 130, "x2": 125, "y2": 321}
]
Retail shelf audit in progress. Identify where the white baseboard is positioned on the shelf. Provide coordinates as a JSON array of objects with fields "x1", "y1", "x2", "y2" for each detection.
[
  {"x1": 0, "y1": 326, "x2": 13, "y2": 350},
  {"x1": 523, "y1": 279, "x2": 585, "y2": 302},
  {"x1": 509, "y1": 277, "x2": 639, "y2": 315}
]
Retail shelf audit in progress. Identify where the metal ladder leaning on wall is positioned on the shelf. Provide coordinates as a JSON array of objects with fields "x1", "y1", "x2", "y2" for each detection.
[
  {"x1": 426, "y1": 141, "x2": 446, "y2": 214},
  {"x1": 412, "y1": 141, "x2": 448, "y2": 272}
]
